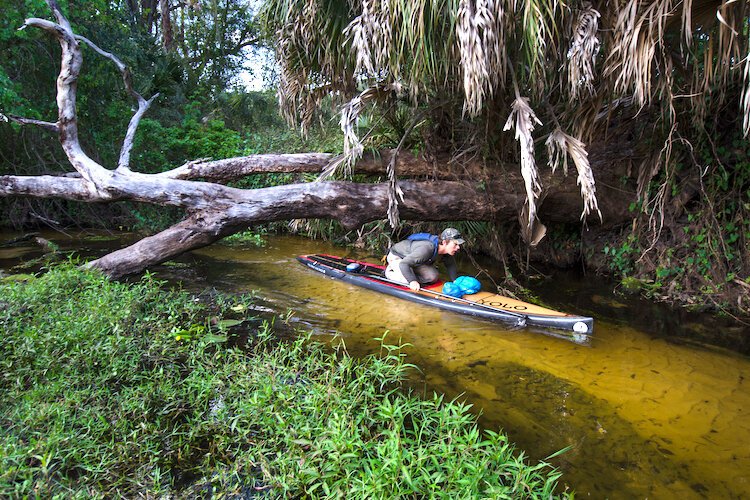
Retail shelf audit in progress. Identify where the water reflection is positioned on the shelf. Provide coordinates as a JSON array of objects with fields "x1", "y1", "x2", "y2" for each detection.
[{"x1": 1, "y1": 230, "x2": 749, "y2": 498}]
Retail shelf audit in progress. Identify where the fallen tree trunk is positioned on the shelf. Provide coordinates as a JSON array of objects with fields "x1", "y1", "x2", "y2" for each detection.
[
  {"x1": 83, "y1": 179, "x2": 521, "y2": 277},
  {"x1": 0, "y1": 137, "x2": 636, "y2": 278}
]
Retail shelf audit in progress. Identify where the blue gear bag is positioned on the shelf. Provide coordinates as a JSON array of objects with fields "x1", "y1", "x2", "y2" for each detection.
[
  {"x1": 442, "y1": 281, "x2": 464, "y2": 298},
  {"x1": 454, "y1": 276, "x2": 481, "y2": 294}
]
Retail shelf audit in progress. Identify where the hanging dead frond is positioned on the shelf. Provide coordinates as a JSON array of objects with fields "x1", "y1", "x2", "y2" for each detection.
[
  {"x1": 274, "y1": 0, "x2": 320, "y2": 129},
  {"x1": 383, "y1": 108, "x2": 428, "y2": 228},
  {"x1": 566, "y1": 2, "x2": 600, "y2": 102},
  {"x1": 742, "y1": 51, "x2": 750, "y2": 137},
  {"x1": 267, "y1": 0, "x2": 355, "y2": 134},
  {"x1": 319, "y1": 96, "x2": 368, "y2": 180},
  {"x1": 320, "y1": 84, "x2": 394, "y2": 180},
  {"x1": 680, "y1": 0, "x2": 693, "y2": 47},
  {"x1": 605, "y1": 0, "x2": 677, "y2": 107},
  {"x1": 344, "y1": 0, "x2": 392, "y2": 76},
  {"x1": 386, "y1": 151, "x2": 405, "y2": 228},
  {"x1": 504, "y1": 95, "x2": 542, "y2": 228},
  {"x1": 545, "y1": 128, "x2": 601, "y2": 221},
  {"x1": 339, "y1": 93, "x2": 367, "y2": 170},
  {"x1": 456, "y1": 0, "x2": 506, "y2": 116},
  {"x1": 716, "y1": 1, "x2": 742, "y2": 89},
  {"x1": 345, "y1": 4, "x2": 374, "y2": 75}
]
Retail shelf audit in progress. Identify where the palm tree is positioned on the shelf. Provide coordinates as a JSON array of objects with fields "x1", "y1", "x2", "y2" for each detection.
[{"x1": 262, "y1": 0, "x2": 749, "y2": 233}]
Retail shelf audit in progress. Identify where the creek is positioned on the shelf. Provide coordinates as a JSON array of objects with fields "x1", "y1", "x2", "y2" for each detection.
[{"x1": 1, "y1": 230, "x2": 749, "y2": 499}]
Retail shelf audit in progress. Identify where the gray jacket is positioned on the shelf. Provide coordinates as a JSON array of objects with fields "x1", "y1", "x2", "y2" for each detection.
[{"x1": 389, "y1": 239, "x2": 458, "y2": 283}]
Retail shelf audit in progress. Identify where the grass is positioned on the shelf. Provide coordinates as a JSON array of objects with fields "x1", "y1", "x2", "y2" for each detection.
[{"x1": 0, "y1": 263, "x2": 569, "y2": 498}]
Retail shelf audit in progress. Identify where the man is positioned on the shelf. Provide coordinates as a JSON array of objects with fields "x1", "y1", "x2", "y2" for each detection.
[{"x1": 385, "y1": 228, "x2": 465, "y2": 292}]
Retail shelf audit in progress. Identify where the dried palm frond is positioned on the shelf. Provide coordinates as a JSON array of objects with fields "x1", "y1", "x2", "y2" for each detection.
[
  {"x1": 386, "y1": 152, "x2": 405, "y2": 228},
  {"x1": 716, "y1": 0, "x2": 742, "y2": 86},
  {"x1": 273, "y1": 0, "x2": 320, "y2": 127},
  {"x1": 455, "y1": 0, "x2": 506, "y2": 116},
  {"x1": 265, "y1": 0, "x2": 354, "y2": 132},
  {"x1": 339, "y1": 92, "x2": 368, "y2": 168},
  {"x1": 566, "y1": 2, "x2": 600, "y2": 102},
  {"x1": 320, "y1": 84, "x2": 394, "y2": 180},
  {"x1": 545, "y1": 128, "x2": 601, "y2": 221},
  {"x1": 504, "y1": 95, "x2": 542, "y2": 229},
  {"x1": 344, "y1": 0, "x2": 393, "y2": 76},
  {"x1": 320, "y1": 96, "x2": 368, "y2": 180},
  {"x1": 681, "y1": 0, "x2": 693, "y2": 46},
  {"x1": 345, "y1": 4, "x2": 375, "y2": 75},
  {"x1": 385, "y1": 109, "x2": 429, "y2": 228},
  {"x1": 743, "y1": 51, "x2": 750, "y2": 137},
  {"x1": 605, "y1": 0, "x2": 677, "y2": 107}
]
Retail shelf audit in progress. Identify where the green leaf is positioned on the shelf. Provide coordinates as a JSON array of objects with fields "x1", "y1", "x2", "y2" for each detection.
[
  {"x1": 217, "y1": 319, "x2": 244, "y2": 329},
  {"x1": 203, "y1": 333, "x2": 228, "y2": 343}
]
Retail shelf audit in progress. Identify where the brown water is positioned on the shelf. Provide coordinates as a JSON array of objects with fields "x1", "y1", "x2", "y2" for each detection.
[{"x1": 2, "y1": 230, "x2": 749, "y2": 498}]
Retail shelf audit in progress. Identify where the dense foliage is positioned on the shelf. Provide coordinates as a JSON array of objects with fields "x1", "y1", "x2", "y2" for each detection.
[
  {"x1": 595, "y1": 133, "x2": 750, "y2": 314},
  {"x1": 0, "y1": 0, "x2": 295, "y2": 230},
  {"x1": 0, "y1": 264, "x2": 568, "y2": 497}
]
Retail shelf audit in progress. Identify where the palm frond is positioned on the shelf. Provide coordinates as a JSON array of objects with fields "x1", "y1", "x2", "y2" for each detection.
[
  {"x1": 545, "y1": 128, "x2": 601, "y2": 221},
  {"x1": 604, "y1": 0, "x2": 678, "y2": 107},
  {"x1": 320, "y1": 83, "x2": 401, "y2": 180},
  {"x1": 386, "y1": 153, "x2": 405, "y2": 228},
  {"x1": 566, "y1": 2, "x2": 600, "y2": 102},
  {"x1": 456, "y1": 0, "x2": 506, "y2": 116},
  {"x1": 263, "y1": 0, "x2": 354, "y2": 131},
  {"x1": 504, "y1": 94, "x2": 542, "y2": 229},
  {"x1": 516, "y1": 0, "x2": 562, "y2": 96},
  {"x1": 344, "y1": 0, "x2": 393, "y2": 76}
]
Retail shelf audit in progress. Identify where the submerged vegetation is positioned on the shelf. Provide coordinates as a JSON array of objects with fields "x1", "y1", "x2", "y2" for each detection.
[{"x1": 0, "y1": 264, "x2": 568, "y2": 498}]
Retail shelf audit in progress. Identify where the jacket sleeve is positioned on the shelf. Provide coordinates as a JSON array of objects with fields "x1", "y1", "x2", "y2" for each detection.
[
  {"x1": 397, "y1": 242, "x2": 434, "y2": 283},
  {"x1": 443, "y1": 255, "x2": 458, "y2": 281}
]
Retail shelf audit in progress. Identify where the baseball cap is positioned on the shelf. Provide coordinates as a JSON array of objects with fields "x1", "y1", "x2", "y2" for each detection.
[{"x1": 440, "y1": 228, "x2": 465, "y2": 244}]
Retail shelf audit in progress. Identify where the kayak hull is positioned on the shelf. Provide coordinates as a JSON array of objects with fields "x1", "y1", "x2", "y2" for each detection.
[{"x1": 297, "y1": 254, "x2": 593, "y2": 343}]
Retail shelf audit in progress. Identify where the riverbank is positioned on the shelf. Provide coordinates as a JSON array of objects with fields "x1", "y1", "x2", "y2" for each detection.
[{"x1": 0, "y1": 264, "x2": 568, "y2": 497}]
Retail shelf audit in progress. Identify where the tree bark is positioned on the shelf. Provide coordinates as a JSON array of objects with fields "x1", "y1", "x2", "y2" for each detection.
[{"x1": 159, "y1": 0, "x2": 174, "y2": 51}]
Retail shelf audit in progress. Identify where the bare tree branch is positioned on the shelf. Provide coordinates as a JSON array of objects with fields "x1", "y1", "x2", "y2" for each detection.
[
  {"x1": 72, "y1": 34, "x2": 159, "y2": 172},
  {"x1": 23, "y1": 12, "x2": 110, "y2": 187},
  {"x1": 0, "y1": 113, "x2": 59, "y2": 132},
  {"x1": 117, "y1": 93, "x2": 159, "y2": 172}
]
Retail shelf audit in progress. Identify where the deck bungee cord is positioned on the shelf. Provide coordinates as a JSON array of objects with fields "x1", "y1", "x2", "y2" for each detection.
[{"x1": 298, "y1": 254, "x2": 594, "y2": 343}]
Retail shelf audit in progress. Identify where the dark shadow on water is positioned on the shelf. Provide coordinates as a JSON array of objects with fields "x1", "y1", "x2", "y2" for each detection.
[{"x1": 519, "y1": 266, "x2": 750, "y2": 356}]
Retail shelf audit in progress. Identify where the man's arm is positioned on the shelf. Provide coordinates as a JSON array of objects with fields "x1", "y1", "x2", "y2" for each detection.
[
  {"x1": 443, "y1": 255, "x2": 458, "y2": 281},
  {"x1": 398, "y1": 243, "x2": 434, "y2": 285}
]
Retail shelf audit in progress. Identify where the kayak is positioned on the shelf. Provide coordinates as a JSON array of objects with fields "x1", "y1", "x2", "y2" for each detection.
[{"x1": 297, "y1": 254, "x2": 594, "y2": 343}]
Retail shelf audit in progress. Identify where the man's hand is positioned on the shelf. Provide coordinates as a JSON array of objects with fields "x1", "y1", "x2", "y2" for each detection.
[{"x1": 409, "y1": 281, "x2": 420, "y2": 292}]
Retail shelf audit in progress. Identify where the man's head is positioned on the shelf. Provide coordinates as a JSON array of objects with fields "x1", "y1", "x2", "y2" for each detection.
[
  {"x1": 440, "y1": 228, "x2": 465, "y2": 245},
  {"x1": 438, "y1": 228, "x2": 465, "y2": 256}
]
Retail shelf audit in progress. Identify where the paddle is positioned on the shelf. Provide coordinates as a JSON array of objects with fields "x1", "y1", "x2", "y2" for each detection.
[
  {"x1": 315, "y1": 255, "x2": 529, "y2": 324},
  {"x1": 363, "y1": 272, "x2": 528, "y2": 324}
]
